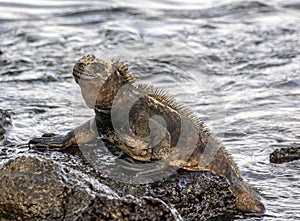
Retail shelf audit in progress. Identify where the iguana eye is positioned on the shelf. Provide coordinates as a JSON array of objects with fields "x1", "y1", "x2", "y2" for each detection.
[
  {"x1": 90, "y1": 62, "x2": 104, "y2": 72},
  {"x1": 78, "y1": 63, "x2": 84, "y2": 69}
]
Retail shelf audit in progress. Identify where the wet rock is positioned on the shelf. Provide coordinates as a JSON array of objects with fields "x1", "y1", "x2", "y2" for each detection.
[
  {"x1": 0, "y1": 110, "x2": 10, "y2": 126},
  {"x1": 76, "y1": 195, "x2": 179, "y2": 221},
  {"x1": 0, "y1": 109, "x2": 11, "y2": 140},
  {"x1": 78, "y1": 142, "x2": 237, "y2": 219},
  {"x1": 0, "y1": 156, "x2": 92, "y2": 220},
  {"x1": 0, "y1": 128, "x2": 5, "y2": 139},
  {"x1": 102, "y1": 169, "x2": 236, "y2": 220},
  {"x1": 0, "y1": 156, "x2": 180, "y2": 221},
  {"x1": 149, "y1": 170, "x2": 236, "y2": 220},
  {"x1": 270, "y1": 144, "x2": 300, "y2": 163}
]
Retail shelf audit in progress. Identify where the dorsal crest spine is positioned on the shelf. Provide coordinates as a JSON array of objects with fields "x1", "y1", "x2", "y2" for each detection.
[
  {"x1": 112, "y1": 59, "x2": 135, "y2": 83},
  {"x1": 136, "y1": 83, "x2": 208, "y2": 132}
]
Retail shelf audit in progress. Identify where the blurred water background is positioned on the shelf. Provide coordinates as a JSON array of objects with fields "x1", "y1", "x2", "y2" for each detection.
[{"x1": 0, "y1": 0, "x2": 299, "y2": 220}]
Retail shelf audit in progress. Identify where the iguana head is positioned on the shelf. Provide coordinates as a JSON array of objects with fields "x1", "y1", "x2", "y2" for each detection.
[{"x1": 73, "y1": 55, "x2": 135, "y2": 108}]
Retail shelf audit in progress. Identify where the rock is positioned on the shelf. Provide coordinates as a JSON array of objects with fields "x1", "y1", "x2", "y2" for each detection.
[
  {"x1": 101, "y1": 169, "x2": 236, "y2": 220},
  {"x1": 149, "y1": 170, "x2": 236, "y2": 220},
  {"x1": 0, "y1": 127, "x2": 5, "y2": 138},
  {"x1": 0, "y1": 156, "x2": 94, "y2": 220},
  {"x1": 0, "y1": 109, "x2": 11, "y2": 140},
  {"x1": 78, "y1": 142, "x2": 237, "y2": 219},
  {"x1": 0, "y1": 156, "x2": 180, "y2": 221},
  {"x1": 76, "y1": 195, "x2": 179, "y2": 221},
  {"x1": 270, "y1": 145, "x2": 300, "y2": 163}
]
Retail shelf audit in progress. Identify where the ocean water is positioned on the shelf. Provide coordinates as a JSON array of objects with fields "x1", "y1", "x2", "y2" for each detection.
[{"x1": 0, "y1": 0, "x2": 299, "y2": 220}]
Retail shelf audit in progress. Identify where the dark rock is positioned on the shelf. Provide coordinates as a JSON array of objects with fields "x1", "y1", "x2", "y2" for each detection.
[
  {"x1": 149, "y1": 170, "x2": 236, "y2": 220},
  {"x1": 0, "y1": 156, "x2": 92, "y2": 220},
  {"x1": 101, "y1": 169, "x2": 236, "y2": 220},
  {"x1": 78, "y1": 141, "x2": 237, "y2": 219},
  {"x1": 0, "y1": 156, "x2": 180, "y2": 221},
  {"x1": 0, "y1": 109, "x2": 11, "y2": 127},
  {"x1": 76, "y1": 195, "x2": 179, "y2": 221},
  {"x1": 0, "y1": 109, "x2": 11, "y2": 140},
  {"x1": 0, "y1": 127, "x2": 5, "y2": 138},
  {"x1": 270, "y1": 144, "x2": 300, "y2": 163}
]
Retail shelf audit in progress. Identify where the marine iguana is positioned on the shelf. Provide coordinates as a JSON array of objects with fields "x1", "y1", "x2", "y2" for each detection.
[{"x1": 29, "y1": 55, "x2": 265, "y2": 214}]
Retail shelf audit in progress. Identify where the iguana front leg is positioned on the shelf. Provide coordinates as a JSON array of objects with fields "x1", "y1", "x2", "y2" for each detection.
[{"x1": 29, "y1": 118, "x2": 98, "y2": 150}]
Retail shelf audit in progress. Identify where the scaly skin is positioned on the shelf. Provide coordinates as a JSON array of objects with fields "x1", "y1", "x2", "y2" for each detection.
[{"x1": 29, "y1": 55, "x2": 265, "y2": 214}]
